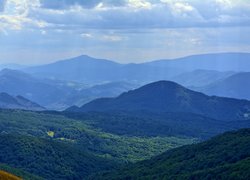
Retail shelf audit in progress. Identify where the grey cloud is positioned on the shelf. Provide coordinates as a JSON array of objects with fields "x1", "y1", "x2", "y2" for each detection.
[
  {"x1": 31, "y1": 4, "x2": 206, "y2": 30},
  {"x1": 33, "y1": 4, "x2": 250, "y2": 30}
]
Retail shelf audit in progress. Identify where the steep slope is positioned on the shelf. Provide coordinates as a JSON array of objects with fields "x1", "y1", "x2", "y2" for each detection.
[
  {"x1": 92, "y1": 128, "x2": 250, "y2": 180},
  {"x1": 198, "y1": 72, "x2": 250, "y2": 100},
  {"x1": 74, "y1": 81, "x2": 250, "y2": 121},
  {"x1": 0, "y1": 92, "x2": 45, "y2": 111}
]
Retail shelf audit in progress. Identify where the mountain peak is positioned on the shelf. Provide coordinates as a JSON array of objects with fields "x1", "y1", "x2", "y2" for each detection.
[
  {"x1": 139, "y1": 80, "x2": 183, "y2": 90},
  {"x1": 72, "y1": 80, "x2": 250, "y2": 121}
]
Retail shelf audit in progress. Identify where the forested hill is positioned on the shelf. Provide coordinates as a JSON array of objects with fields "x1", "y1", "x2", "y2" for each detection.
[{"x1": 92, "y1": 128, "x2": 250, "y2": 180}]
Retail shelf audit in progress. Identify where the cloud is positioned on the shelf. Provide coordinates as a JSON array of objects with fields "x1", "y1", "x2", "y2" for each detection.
[
  {"x1": 1, "y1": 0, "x2": 250, "y2": 32},
  {"x1": 1, "y1": 0, "x2": 250, "y2": 64},
  {"x1": 81, "y1": 33, "x2": 93, "y2": 38},
  {"x1": 29, "y1": 0, "x2": 250, "y2": 31},
  {"x1": 102, "y1": 35, "x2": 123, "y2": 42},
  {"x1": 0, "y1": 0, "x2": 48, "y2": 30},
  {"x1": 40, "y1": 0, "x2": 127, "y2": 9},
  {"x1": 128, "y1": 0, "x2": 152, "y2": 9}
]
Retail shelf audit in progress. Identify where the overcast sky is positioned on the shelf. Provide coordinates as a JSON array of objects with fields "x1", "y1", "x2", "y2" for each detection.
[{"x1": 0, "y1": 0, "x2": 250, "y2": 64}]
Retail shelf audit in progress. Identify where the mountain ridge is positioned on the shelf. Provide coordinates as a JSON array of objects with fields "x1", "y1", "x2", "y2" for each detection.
[
  {"x1": 70, "y1": 80, "x2": 250, "y2": 121},
  {"x1": 0, "y1": 92, "x2": 45, "y2": 111},
  {"x1": 197, "y1": 72, "x2": 250, "y2": 100},
  {"x1": 21, "y1": 52, "x2": 250, "y2": 84}
]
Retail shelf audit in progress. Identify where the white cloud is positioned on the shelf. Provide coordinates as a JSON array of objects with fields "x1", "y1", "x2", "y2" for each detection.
[
  {"x1": 0, "y1": 0, "x2": 49, "y2": 30},
  {"x1": 81, "y1": 33, "x2": 93, "y2": 38},
  {"x1": 128, "y1": 0, "x2": 152, "y2": 9},
  {"x1": 102, "y1": 35, "x2": 123, "y2": 42}
]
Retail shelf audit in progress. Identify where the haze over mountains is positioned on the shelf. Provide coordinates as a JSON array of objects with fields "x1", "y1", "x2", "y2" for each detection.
[
  {"x1": 146, "y1": 53, "x2": 250, "y2": 72},
  {"x1": 172, "y1": 69, "x2": 235, "y2": 87},
  {"x1": 23, "y1": 53, "x2": 250, "y2": 84},
  {"x1": 0, "y1": 52, "x2": 249, "y2": 110},
  {"x1": 197, "y1": 72, "x2": 250, "y2": 100},
  {"x1": 0, "y1": 52, "x2": 250, "y2": 179},
  {"x1": 0, "y1": 92, "x2": 45, "y2": 111},
  {"x1": 0, "y1": 69, "x2": 139, "y2": 110}
]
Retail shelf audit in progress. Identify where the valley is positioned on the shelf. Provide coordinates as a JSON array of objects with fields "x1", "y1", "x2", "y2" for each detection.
[{"x1": 0, "y1": 53, "x2": 250, "y2": 179}]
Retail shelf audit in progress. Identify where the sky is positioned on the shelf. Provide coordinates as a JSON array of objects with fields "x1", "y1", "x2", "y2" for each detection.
[{"x1": 0, "y1": 0, "x2": 250, "y2": 65}]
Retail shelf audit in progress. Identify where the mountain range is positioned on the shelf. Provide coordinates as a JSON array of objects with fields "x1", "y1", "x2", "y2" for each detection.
[
  {"x1": 0, "y1": 92, "x2": 45, "y2": 111},
  {"x1": 23, "y1": 53, "x2": 250, "y2": 84},
  {"x1": 0, "y1": 69, "x2": 139, "y2": 110},
  {"x1": 171, "y1": 69, "x2": 235, "y2": 87},
  {"x1": 24, "y1": 55, "x2": 180, "y2": 84},
  {"x1": 196, "y1": 72, "x2": 250, "y2": 100},
  {"x1": 145, "y1": 52, "x2": 250, "y2": 72},
  {"x1": 0, "y1": 52, "x2": 250, "y2": 179}
]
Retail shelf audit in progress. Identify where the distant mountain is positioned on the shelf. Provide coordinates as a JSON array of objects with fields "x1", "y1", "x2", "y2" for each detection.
[
  {"x1": 94, "y1": 128, "x2": 250, "y2": 180},
  {"x1": 146, "y1": 52, "x2": 250, "y2": 72},
  {"x1": 24, "y1": 55, "x2": 184, "y2": 84},
  {"x1": 0, "y1": 69, "x2": 141, "y2": 110},
  {"x1": 171, "y1": 69, "x2": 235, "y2": 87},
  {"x1": 0, "y1": 69, "x2": 77, "y2": 109},
  {"x1": 25, "y1": 55, "x2": 122, "y2": 83},
  {"x1": 24, "y1": 53, "x2": 250, "y2": 84},
  {"x1": 0, "y1": 92, "x2": 45, "y2": 111},
  {"x1": 197, "y1": 72, "x2": 250, "y2": 100},
  {"x1": 64, "y1": 81, "x2": 140, "y2": 107},
  {"x1": 71, "y1": 81, "x2": 250, "y2": 121},
  {"x1": 0, "y1": 64, "x2": 28, "y2": 70}
]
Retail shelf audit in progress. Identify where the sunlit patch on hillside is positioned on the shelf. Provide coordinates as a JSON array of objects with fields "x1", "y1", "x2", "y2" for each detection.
[{"x1": 0, "y1": 170, "x2": 21, "y2": 180}]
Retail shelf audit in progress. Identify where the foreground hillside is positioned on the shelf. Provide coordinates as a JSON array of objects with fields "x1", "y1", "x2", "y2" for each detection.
[
  {"x1": 0, "y1": 134, "x2": 116, "y2": 179},
  {"x1": 0, "y1": 163, "x2": 42, "y2": 180},
  {"x1": 92, "y1": 128, "x2": 250, "y2": 180},
  {"x1": 0, "y1": 109, "x2": 194, "y2": 179}
]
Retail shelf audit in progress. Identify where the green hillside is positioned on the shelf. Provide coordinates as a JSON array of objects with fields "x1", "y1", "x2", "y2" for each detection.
[
  {"x1": 0, "y1": 109, "x2": 194, "y2": 179},
  {"x1": 93, "y1": 129, "x2": 250, "y2": 180}
]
